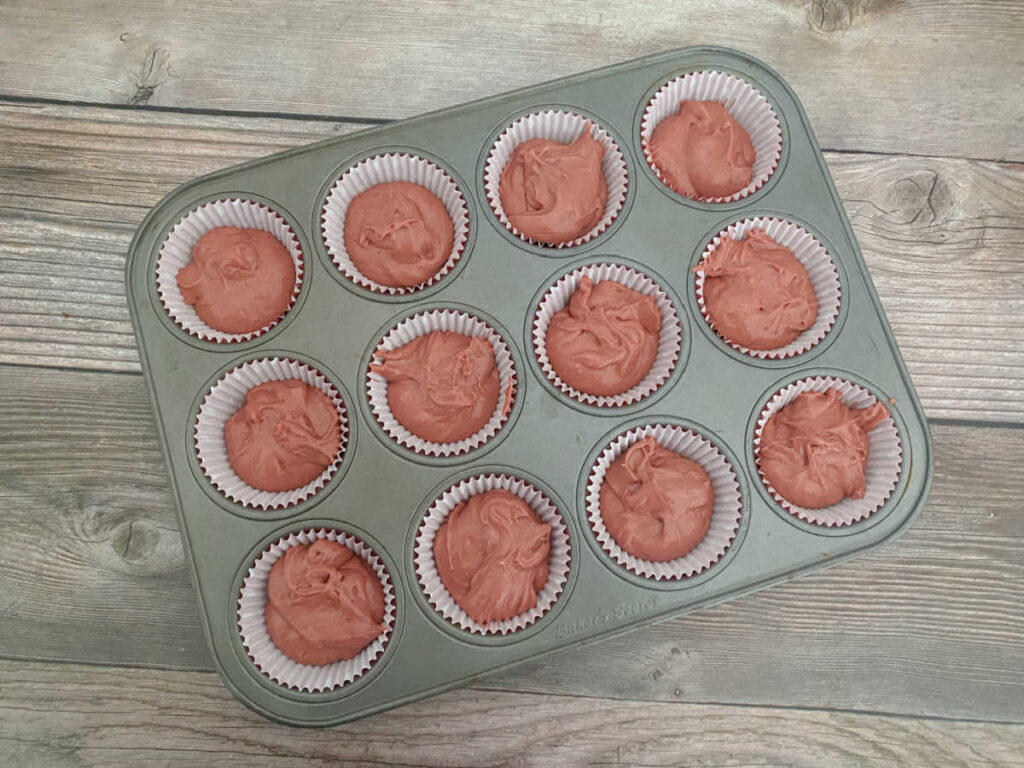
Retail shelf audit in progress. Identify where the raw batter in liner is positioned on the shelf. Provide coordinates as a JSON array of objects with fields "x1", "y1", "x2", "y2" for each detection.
[
  {"x1": 343, "y1": 181, "x2": 454, "y2": 288},
  {"x1": 649, "y1": 100, "x2": 755, "y2": 199},
  {"x1": 371, "y1": 331, "x2": 502, "y2": 444},
  {"x1": 599, "y1": 437, "x2": 714, "y2": 562},
  {"x1": 759, "y1": 389, "x2": 889, "y2": 509},
  {"x1": 224, "y1": 379, "x2": 341, "y2": 493},
  {"x1": 545, "y1": 276, "x2": 661, "y2": 397},
  {"x1": 499, "y1": 127, "x2": 608, "y2": 245},
  {"x1": 265, "y1": 539, "x2": 386, "y2": 665},
  {"x1": 176, "y1": 227, "x2": 296, "y2": 335},
  {"x1": 694, "y1": 228, "x2": 817, "y2": 350},
  {"x1": 433, "y1": 489, "x2": 551, "y2": 624}
]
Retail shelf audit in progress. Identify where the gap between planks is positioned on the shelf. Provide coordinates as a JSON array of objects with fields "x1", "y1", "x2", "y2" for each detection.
[
  {"x1": 0, "y1": 0, "x2": 1022, "y2": 160},
  {"x1": 1, "y1": 92, "x2": 1021, "y2": 166}
]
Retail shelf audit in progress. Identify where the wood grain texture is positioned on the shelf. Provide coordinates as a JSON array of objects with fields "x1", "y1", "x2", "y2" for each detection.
[
  {"x1": 1, "y1": 102, "x2": 1022, "y2": 420},
  {"x1": 0, "y1": 660, "x2": 1021, "y2": 768},
  {"x1": 0, "y1": 103, "x2": 357, "y2": 373},
  {"x1": 830, "y1": 152, "x2": 1024, "y2": 423},
  {"x1": 0, "y1": 1, "x2": 1021, "y2": 160},
  {"x1": 1, "y1": 363, "x2": 1021, "y2": 723},
  {"x1": 0, "y1": 365, "x2": 209, "y2": 667},
  {"x1": 0, "y1": 2, "x2": 1020, "y2": 756}
]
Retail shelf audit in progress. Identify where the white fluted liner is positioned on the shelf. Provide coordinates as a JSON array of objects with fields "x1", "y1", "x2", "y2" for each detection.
[
  {"x1": 414, "y1": 474, "x2": 571, "y2": 635},
  {"x1": 237, "y1": 528, "x2": 395, "y2": 692},
  {"x1": 321, "y1": 154, "x2": 470, "y2": 294},
  {"x1": 586, "y1": 425, "x2": 742, "y2": 580},
  {"x1": 195, "y1": 358, "x2": 348, "y2": 510},
  {"x1": 641, "y1": 71, "x2": 782, "y2": 203},
  {"x1": 483, "y1": 110, "x2": 628, "y2": 247},
  {"x1": 156, "y1": 199, "x2": 303, "y2": 342},
  {"x1": 532, "y1": 263, "x2": 681, "y2": 407},
  {"x1": 754, "y1": 376, "x2": 903, "y2": 527},
  {"x1": 695, "y1": 217, "x2": 841, "y2": 359},
  {"x1": 367, "y1": 310, "x2": 517, "y2": 456}
]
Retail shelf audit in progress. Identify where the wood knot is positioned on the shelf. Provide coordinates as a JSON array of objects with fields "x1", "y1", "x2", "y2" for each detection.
[
  {"x1": 108, "y1": 518, "x2": 182, "y2": 573},
  {"x1": 891, "y1": 170, "x2": 954, "y2": 227},
  {"x1": 804, "y1": 0, "x2": 889, "y2": 33},
  {"x1": 111, "y1": 520, "x2": 158, "y2": 563},
  {"x1": 129, "y1": 46, "x2": 170, "y2": 105}
]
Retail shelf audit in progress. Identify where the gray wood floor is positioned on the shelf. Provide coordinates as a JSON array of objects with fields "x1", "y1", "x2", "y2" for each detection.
[{"x1": 0, "y1": 2, "x2": 1021, "y2": 766}]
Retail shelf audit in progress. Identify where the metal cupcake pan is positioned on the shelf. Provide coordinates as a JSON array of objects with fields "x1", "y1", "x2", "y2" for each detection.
[{"x1": 125, "y1": 46, "x2": 933, "y2": 726}]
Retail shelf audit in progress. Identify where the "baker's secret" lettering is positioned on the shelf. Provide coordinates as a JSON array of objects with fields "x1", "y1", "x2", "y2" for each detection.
[{"x1": 553, "y1": 597, "x2": 658, "y2": 640}]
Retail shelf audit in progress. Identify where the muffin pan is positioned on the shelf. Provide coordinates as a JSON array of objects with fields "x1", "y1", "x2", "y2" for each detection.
[{"x1": 125, "y1": 46, "x2": 933, "y2": 725}]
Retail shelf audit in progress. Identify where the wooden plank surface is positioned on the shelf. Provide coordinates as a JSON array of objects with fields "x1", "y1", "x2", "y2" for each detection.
[
  {"x1": 1, "y1": 363, "x2": 1021, "y2": 723},
  {"x1": 0, "y1": 1, "x2": 1022, "y2": 756},
  {"x1": 0, "y1": 660, "x2": 1021, "y2": 768},
  {"x1": 0, "y1": 1, "x2": 1022, "y2": 161},
  {"x1": 2, "y1": 102, "x2": 1022, "y2": 421}
]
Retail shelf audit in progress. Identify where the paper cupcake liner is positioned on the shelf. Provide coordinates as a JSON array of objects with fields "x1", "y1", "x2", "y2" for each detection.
[
  {"x1": 483, "y1": 110, "x2": 628, "y2": 248},
  {"x1": 586, "y1": 424, "x2": 742, "y2": 580},
  {"x1": 641, "y1": 71, "x2": 783, "y2": 203},
  {"x1": 754, "y1": 376, "x2": 903, "y2": 527},
  {"x1": 321, "y1": 153, "x2": 470, "y2": 294},
  {"x1": 695, "y1": 217, "x2": 841, "y2": 359},
  {"x1": 237, "y1": 528, "x2": 396, "y2": 692},
  {"x1": 156, "y1": 199, "x2": 304, "y2": 342},
  {"x1": 532, "y1": 263, "x2": 682, "y2": 407},
  {"x1": 195, "y1": 357, "x2": 349, "y2": 510},
  {"x1": 414, "y1": 473, "x2": 571, "y2": 635},
  {"x1": 367, "y1": 310, "x2": 517, "y2": 457}
]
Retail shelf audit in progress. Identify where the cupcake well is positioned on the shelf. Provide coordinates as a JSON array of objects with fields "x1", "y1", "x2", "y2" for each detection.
[
  {"x1": 641, "y1": 70, "x2": 783, "y2": 203},
  {"x1": 586, "y1": 424, "x2": 743, "y2": 581},
  {"x1": 237, "y1": 528, "x2": 396, "y2": 692},
  {"x1": 321, "y1": 153, "x2": 470, "y2": 295},
  {"x1": 484, "y1": 110, "x2": 629, "y2": 248},
  {"x1": 194, "y1": 357, "x2": 349, "y2": 511},
  {"x1": 366, "y1": 309, "x2": 517, "y2": 457},
  {"x1": 156, "y1": 199, "x2": 304, "y2": 342},
  {"x1": 754, "y1": 376, "x2": 903, "y2": 527},
  {"x1": 413, "y1": 473, "x2": 572, "y2": 635},
  {"x1": 694, "y1": 217, "x2": 841, "y2": 359},
  {"x1": 532, "y1": 262, "x2": 682, "y2": 408}
]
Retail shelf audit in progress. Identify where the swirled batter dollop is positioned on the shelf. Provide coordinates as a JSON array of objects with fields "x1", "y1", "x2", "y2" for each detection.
[
  {"x1": 599, "y1": 437, "x2": 714, "y2": 562},
  {"x1": 265, "y1": 539, "x2": 386, "y2": 665},
  {"x1": 545, "y1": 277, "x2": 660, "y2": 397},
  {"x1": 176, "y1": 227, "x2": 296, "y2": 335},
  {"x1": 224, "y1": 379, "x2": 341, "y2": 493},
  {"x1": 371, "y1": 331, "x2": 501, "y2": 444},
  {"x1": 695, "y1": 229, "x2": 817, "y2": 350},
  {"x1": 759, "y1": 390, "x2": 889, "y2": 509},
  {"x1": 344, "y1": 181, "x2": 454, "y2": 288},
  {"x1": 433, "y1": 489, "x2": 551, "y2": 624},
  {"x1": 649, "y1": 101, "x2": 755, "y2": 199},
  {"x1": 499, "y1": 129, "x2": 608, "y2": 244}
]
